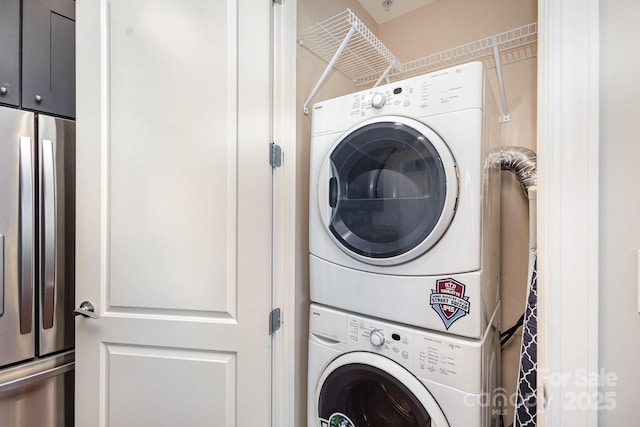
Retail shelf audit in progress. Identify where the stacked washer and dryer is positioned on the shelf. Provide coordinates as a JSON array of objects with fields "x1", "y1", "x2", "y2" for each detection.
[{"x1": 308, "y1": 62, "x2": 503, "y2": 427}]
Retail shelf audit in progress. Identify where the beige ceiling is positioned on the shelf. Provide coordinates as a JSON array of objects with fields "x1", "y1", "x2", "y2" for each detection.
[{"x1": 357, "y1": 0, "x2": 438, "y2": 24}]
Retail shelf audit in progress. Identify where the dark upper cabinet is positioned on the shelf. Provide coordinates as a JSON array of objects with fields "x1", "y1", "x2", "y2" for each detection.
[
  {"x1": 0, "y1": 0, "x2": 21, "y2": 107},
  {"x1": 22, "y1": 0, "x2": 76, "y2": 118}
]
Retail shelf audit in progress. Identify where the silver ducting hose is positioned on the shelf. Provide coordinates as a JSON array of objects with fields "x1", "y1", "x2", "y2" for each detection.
[
  {"x1": 493, "y1": 146, "x2": 538, "y2": 425},
  {"x1": 492, "y1": 146, "x2": 537, "y2": 199}
]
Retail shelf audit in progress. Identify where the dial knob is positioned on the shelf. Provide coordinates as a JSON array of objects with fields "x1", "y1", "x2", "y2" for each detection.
[
  {"x1": 371, "y1": 93, "x2": 386, "y2": 108},
  {"x1": 369, "y1": 329, "x2": 385, "y2": 347}
]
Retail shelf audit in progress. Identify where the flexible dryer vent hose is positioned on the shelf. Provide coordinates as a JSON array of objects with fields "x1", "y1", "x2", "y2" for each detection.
[
  {"x1": 493, "y1": 146, "x2": 538, "y2": 425},
  {"x1": 492, "y1": 146, "x2": 537, "y2": 199}
]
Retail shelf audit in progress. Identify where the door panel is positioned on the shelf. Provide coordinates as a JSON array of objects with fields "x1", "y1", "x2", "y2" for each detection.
[
  {"x1": 0, "y1": 108, "x2": 35, "y2": 368},
  {"x1": 38, "y1": 115, "x2": 75, "y2": 356},
  {"x1": 106, "y1": 345, "x2": 234, "y2": 426},
  {"x1": 22, "y1": 0, "x2": 76, "y2": 117},
  {"x1": 75, "y1": 0, "x2": 273, "y2": 425},
  {"x1": 107, "y1": 0, "x2": 235, "y2": 313},
  {"x1": 0, "y1": 0, "x2": 20, "y2": 106},
  {"x1": 49, "y1": 13, "x2": 76, "y2": 118}
]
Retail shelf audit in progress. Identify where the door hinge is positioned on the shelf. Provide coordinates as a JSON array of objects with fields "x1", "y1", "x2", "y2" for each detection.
[
  {"x1": 273, "y1": 0, "x2": 283, "y2": 4},
  {"x1": 270, "y1": 143, "x2": 283, "y2": 168},
  {"x1": 269, "y1": 308, "x2": 281, "y2": 335}
]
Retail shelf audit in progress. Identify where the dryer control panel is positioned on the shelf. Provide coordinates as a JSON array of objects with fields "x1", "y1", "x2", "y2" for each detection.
[
  {"x1": 310, "y1": 303, "x2": 495, "y2": 394},
  {"x1": 311, "y1": 61, "x2": 485, "y2": 137}
]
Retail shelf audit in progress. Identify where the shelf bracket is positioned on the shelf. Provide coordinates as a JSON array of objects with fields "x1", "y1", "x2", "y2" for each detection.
[
  {"x1": 492, "y1": 36, "x2": 511, "y2": 122},
  {"x1": 303, "y1": 23, "x2": 357, "y2": 115},
  {"x1": 373, "y1": 61, "x2": 396, "y2": 88}
]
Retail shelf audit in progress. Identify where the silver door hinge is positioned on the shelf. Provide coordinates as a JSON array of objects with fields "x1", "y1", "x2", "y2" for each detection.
[
  {"x1": 269, "y1": 308, "x2": 281, "y2": 335},
  {"x1": 270, "y1": 143, "x2": 282, "y2": 168},
  {"x1": 273, "y1": 0, "x2": 283, "y2": 4}
]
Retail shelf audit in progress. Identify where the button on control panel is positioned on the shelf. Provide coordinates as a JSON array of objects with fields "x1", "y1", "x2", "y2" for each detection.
[
  {"x1": 369, "y1": 329, "x2": 385, "y2": 347},
  {"x1": 371, "y1": 92, "x2": 386, "y2": 108}
]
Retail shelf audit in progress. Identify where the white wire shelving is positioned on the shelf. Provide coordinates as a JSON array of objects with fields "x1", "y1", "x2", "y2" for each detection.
[
  {"x1": 298, "y1": 9, "x2": 538, "y2": 119},
  {"x1": 297, "y1": 9, "x2": 403, "y2": 114},
  {"x1": 366, "y1": 22, "x2": 538, "y2": 84}
]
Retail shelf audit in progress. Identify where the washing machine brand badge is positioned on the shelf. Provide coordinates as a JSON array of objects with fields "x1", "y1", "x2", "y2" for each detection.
[{"x1": 430, "y1": 278, "x2": 471, "y2": 329}]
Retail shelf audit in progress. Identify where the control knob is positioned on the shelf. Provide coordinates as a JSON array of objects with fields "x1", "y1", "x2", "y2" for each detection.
[
  {"x1": 369, "y1": 329, "x2": 385, "y2": 347},
  {"x1": 371, "y1": 93, "x2": 386, "y2": 109}
]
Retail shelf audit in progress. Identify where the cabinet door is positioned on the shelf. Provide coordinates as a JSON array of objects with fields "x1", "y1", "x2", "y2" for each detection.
[
  {"x1": 0, "y1": 0, "x2": 20, "y2": 107},
  {"x1": 22, "y1": 0, "x2": 76, "y2": 118}
]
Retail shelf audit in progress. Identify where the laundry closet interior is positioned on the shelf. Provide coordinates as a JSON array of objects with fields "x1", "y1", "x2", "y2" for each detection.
[{"x1": 296, "y1": 0, "x2": 537, "y2": 425}]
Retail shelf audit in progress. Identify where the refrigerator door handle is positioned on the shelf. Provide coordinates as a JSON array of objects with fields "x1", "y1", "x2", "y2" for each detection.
[
  {"x1": 42, "y1": 139, "x2": 57, "y2": 329},
  {"x1": 19, "y1": 136, "x2": 34, "y2": 334},
  {"x1": 0, "y1": 362, "x2": 75, "y2": 393}
]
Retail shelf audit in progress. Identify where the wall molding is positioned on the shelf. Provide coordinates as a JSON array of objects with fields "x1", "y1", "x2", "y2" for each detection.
[{"x1": 537, "y1": 0, "x2": 600, "y2": 425}]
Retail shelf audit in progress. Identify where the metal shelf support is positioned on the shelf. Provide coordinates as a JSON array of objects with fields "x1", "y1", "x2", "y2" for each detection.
[
  {"x1": 303, "y1": 24, "x2": 356, "y2": 115},
  {"x1": 298, "y1": 9, "x2": 402, "y2": 115},
  {"x1": 492, "y1": 36, "x2": 511, "y2": 122}
]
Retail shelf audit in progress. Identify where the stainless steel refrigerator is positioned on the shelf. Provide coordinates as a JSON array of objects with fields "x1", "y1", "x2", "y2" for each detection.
[{"x1": 0, "y1": 106, "x2": 75, "y2": 426}]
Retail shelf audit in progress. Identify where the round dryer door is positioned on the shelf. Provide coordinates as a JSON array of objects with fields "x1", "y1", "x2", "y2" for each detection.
[
  {"x1": 318, "y1": 115, "x2": 458, "y2": 265},
  {"x1": 315, "y1": 352, "x2": 449, "y2": 427}
]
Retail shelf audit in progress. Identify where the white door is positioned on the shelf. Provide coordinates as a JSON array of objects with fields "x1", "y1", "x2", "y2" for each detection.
[{"x1": 74, "y1": 1, "x2": 273, "y2": 425}]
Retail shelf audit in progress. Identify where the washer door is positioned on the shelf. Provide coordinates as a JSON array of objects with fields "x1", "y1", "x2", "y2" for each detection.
[
  {"x1": 316, "y1": 352, "x2": 449, "y2": 427},
  {"x1": 318, "y1": 116, "x2": 458, "y2": 266}
]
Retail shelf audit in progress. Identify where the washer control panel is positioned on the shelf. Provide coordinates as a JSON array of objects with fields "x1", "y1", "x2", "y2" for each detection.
[
  {"x1": 310, "y1": 304, "x2": 489, "y2": 394},
  {"x1": 347, "y1": 315, "x2": 414, "y2": 367}
]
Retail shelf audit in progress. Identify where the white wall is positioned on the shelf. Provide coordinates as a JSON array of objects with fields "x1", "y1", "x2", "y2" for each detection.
[{"x1": 599, "y1": 0, "x2": 640, "y2": 423}]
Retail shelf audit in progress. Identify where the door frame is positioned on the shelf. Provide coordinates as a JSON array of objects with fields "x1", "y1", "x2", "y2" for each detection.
[
  {"x1": 537, "y1": 0, "x2": 599, "y2": 425},
  {"x1": 271, "y1": 0, "x2": 298, "y2": 426},
  {"x1": 274, "y1": 0, "x2": 602, "y2": 425}
]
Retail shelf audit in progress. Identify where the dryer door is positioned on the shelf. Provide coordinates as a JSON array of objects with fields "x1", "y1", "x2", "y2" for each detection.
[
  {"x1": 315, "y1": 352, "x2": 449, "y2": 427},
  {"x1": 318, "y1": 116, "x2": 458, "y2": 266}
]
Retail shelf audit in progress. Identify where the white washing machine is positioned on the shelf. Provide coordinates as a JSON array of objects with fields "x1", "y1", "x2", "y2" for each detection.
[
  {"x1": 307, "y1": 303, "x2": 501, "y2": 427},
  {"x1": 309, "y1": 62, "x2": 501, "y2": 338}
]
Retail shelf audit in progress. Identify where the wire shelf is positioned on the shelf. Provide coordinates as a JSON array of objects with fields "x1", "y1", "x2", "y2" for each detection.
[
  {"x1": 297, "y1": 9, "x2": 403, "y2": 85},
  {"x1": 299, "y1": 9, "x2": 537, "y2": 86},
  {"x1": 298, "y1": 9, "x2": 537, "y2": 116},
  {"x1": 377, "y1": 22, "x2": 538, "y2": 85}
]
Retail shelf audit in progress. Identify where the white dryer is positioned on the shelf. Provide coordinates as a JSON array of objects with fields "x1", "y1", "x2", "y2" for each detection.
[
  {"x1": 307, "y1": 303, "x2": 501, "y2": 427},
  {"x1": 309, "y1": 62, "x2": 501, "y2": 338}
]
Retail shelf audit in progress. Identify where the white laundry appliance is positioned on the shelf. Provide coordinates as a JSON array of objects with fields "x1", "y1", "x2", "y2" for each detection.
[
  {"x1": 307, "y1": 303, "x2": 501, "y2": 427},
  {"x1": 309, "y1": 62, "x2": 501, "y2": 338}
]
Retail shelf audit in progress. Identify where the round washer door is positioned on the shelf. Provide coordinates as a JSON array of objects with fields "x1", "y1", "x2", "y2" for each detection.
[
  {"x1": 317, "y1": 116, "x2": 458, "y2": 266},
  {"x1": 315, "y1": 352, "x2": 449, "y2": 427}
]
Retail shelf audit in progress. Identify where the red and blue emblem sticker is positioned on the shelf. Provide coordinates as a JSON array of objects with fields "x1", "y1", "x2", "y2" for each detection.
[{"x1": 430, "y1": 278, "x2": 470, "y2": 329}]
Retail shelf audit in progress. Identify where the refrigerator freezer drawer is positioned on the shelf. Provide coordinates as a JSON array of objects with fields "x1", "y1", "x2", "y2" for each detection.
[{"x1": 0, "y1": 353, "x2": 74, "y2": 427}]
